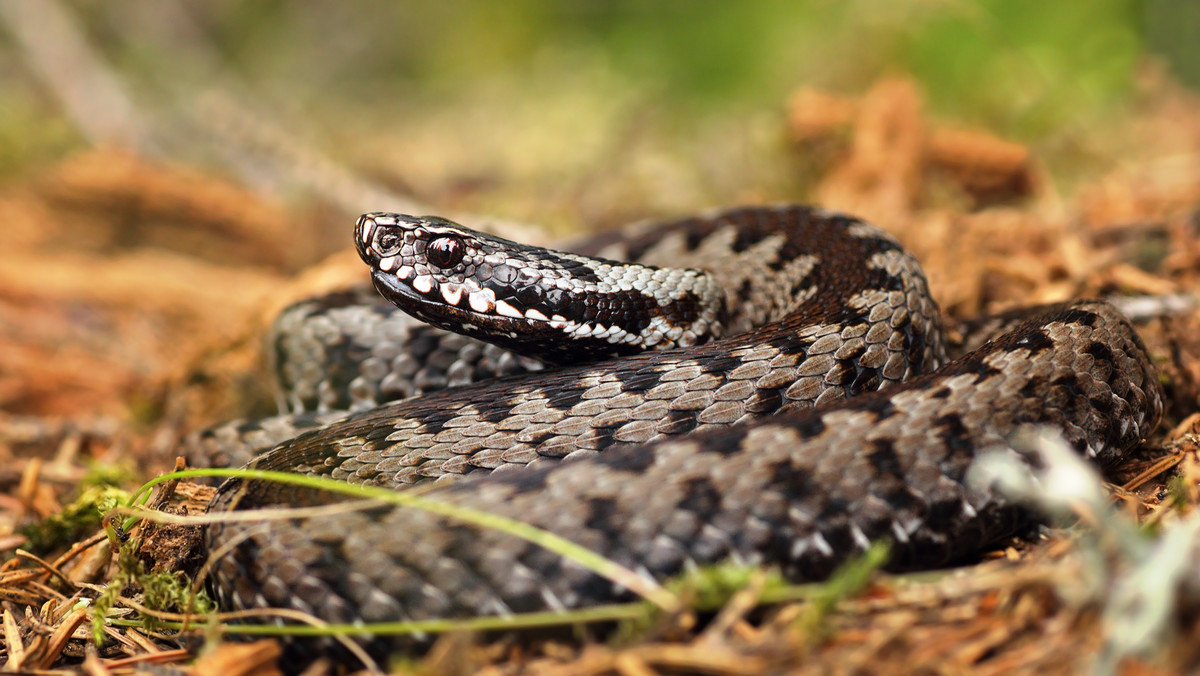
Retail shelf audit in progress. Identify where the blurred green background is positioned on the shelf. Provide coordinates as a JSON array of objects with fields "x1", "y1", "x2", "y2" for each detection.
[{"x1": 1, "y1": 0, "x2": 1197, "y2": 230}]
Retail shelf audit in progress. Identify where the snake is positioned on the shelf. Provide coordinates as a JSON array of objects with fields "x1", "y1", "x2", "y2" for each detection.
[{"x1": 197, "y1": 204, "x2": 1164, "y2": 665}]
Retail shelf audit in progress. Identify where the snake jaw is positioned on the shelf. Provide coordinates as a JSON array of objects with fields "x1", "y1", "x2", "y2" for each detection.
[
  {"x1": 369, "y1": 267, "x2": 644, "y2": 365},
  {"x1": 370, "y1": 268, "x2": 517, "y2": 332}
]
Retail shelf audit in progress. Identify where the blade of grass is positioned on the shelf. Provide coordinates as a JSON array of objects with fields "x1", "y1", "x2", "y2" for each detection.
[
  {"x1": 126, "y1": 468, "x2": 679, "y2": 612},
  {"x1": 110, "y1": 600, "x2": 653, "y2": 638}
]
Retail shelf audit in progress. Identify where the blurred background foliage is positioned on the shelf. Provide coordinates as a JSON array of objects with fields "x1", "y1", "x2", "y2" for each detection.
[
  {"x1": 4, "y1": 5, "x2": 1200, "y2": 672},
  {"x1": 0, "y1": 0, "x2": 1197, "y2": 230}
]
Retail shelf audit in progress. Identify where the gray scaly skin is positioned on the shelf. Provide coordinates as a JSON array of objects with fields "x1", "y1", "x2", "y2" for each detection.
[
  {"x1": 189, "y1": 287, "x2": 546, "y2": 469},
  {"x1": 265, "y1": 285, "x2": 545, "y2": 414},
  {"x1": 203, "y1": 205, "x2": 1163, "y2": 664}
]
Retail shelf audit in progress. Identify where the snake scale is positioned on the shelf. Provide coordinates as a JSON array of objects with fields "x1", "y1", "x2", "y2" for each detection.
[{"x1": 198, "y1": 205, "x2": 1164, "y2": 664}]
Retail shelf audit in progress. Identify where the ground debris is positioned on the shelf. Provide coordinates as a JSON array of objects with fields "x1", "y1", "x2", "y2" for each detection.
[{"x1": 2, "y1": 72, "x2": 1200, "y2": 674}]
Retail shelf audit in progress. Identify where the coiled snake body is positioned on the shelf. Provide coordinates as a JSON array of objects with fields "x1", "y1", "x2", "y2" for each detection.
[{"x1": 201, "y1": 205, "x2": 1163, "y2": 661}]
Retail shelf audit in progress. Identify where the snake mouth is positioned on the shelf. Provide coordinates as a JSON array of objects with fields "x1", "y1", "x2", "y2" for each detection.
[
  {"x1": 371, "y1": 268, "x2": 644, "y2": 364},
  {"x1": 371, "y1": 268, "x2": 531, "y2": 333},
  {"x1": 372, "y1": 268, "x2": 458, "y2": 315}
]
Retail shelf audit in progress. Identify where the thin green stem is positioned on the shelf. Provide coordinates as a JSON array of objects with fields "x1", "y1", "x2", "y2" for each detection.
[
  {"x1": 109, "y1": 601, "x2": 652, "y2": 637},
  {"x1": 127, "y1": 468, "x2": 679, "y2": 612}
]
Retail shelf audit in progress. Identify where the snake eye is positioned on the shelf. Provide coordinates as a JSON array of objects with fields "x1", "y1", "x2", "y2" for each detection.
[
  {"x1": 426, "y1": 235, "x2": 466, "y2": 268},
  {"x1": 373, "y1": 228, "x2": 402, "y2": 257}
]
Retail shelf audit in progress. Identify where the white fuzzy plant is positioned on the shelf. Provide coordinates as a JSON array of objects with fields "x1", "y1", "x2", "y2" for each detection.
[{"x1": 969, "y1": 426, "x2": 1199, "y2": 675}]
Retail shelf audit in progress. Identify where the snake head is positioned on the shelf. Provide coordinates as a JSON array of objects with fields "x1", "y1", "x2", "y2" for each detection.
[
  {"x1": 354, "y1": 212, "x2": 727, "y2": 364},
  {"x1": 356, "y1": 212, "x2": 527, "y2": 330}
]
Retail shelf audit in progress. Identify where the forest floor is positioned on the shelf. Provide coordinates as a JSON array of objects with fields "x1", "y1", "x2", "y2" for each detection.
[{"x1": 2, "y1": 75, "x2": 1200, "y2": 675}]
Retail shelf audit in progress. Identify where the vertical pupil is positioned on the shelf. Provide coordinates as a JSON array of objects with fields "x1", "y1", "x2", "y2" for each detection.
[{"x1": 428, "y1": 236, "x2": 464, "y2": 267}]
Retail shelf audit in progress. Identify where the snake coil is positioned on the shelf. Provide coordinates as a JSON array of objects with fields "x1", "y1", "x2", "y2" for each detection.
[{"x1": 199, "y1": 205, "x2": 1163, "y2": 664}]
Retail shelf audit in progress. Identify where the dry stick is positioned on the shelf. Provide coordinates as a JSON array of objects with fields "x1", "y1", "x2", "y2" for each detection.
[
  {"x1": 3, "y1": 608, "x2": 26, "y2": 669},
  {"x1": 49, "y1": 531, "x2": 111, "y2": 577},
  {"x1": 38, "y1": 607, "x2": 89, "y2": 670},
  {"x1": 0, "y1": 569, "x2": 42, "y2": 587},
  {"x1": 99, "y1": 648, "x2": 192, "y2": 669},
  {"x1": 5, "y1": 0, "x2": 546, "y2": 254},
  {"x1": 190, "y1": 92, "x2": 428, "y2": 217},
  {"x1": 184, "y1": 91, "x2": 548, "y2": 243},
  {"x1": 0, "y1": 586, "x2": 46, "y2": 607},
  {"x1": 145, "y1": 457, "x2": 187, "y2": 513},
  {"x1": 17, "y1": 458, "x2": 41, "y2": 510},
  {"x1": 1121, "y1": 453, "x2": 1185, "y2": 493},
  {"x1": 628, "y1": 643, "x2": 767, "y2": 676},
  {"x1": 698, "y1": 572, "x2": 768, "y2": 644},
  {"x1": 15, "y1": 549, "x2": 75, "y2": 587},
  {"x1": 120, "y1": 627, "x2": 165, "y2": 655},
  {"x1": 82, "y1": 649, "x2": 115, "y2": 676},
  {"x1": 0, "y1": 0, "x2": 146, "y2": 149},
  {"x1": 47, "y1": 590, "x2": 90, "y2": 625},
  {"x1": 101, "y1": 622, "x2": 150, "y2": 657},
  {"x1": 26, "y1": 581, "x2": 70, "y2": 605},
  {"x1": 102, "y1": 590, "x2": 383, "y2": 673}
]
